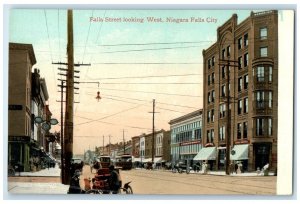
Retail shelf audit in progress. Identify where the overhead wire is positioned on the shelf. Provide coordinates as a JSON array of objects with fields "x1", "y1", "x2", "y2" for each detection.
[
  {"x1": 89, "y1": 45, "x2": 202, "y2": 54},
  {"x1": 85, "y1": 73, "x2": 202, "y2": 80},
  {"x1": 75, "y1": 115, "x2": 151, "y2": 130},
  {"x1": 76, "y1": 101, "x2": 150, "y2": 126},
  {"x1": 82, "y1": 10, "x2": 94, "y2": 63},
  {"x1": 83, "y1": 87, "x2": 202, "y2": 98},
  {"x1": 100, "y1": 93, "x2": 199, "y2": 109}
]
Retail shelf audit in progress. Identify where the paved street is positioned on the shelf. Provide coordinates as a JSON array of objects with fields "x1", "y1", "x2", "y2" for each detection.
[
  {"x1": 80, "y1": 165, "x2": 276, "y2": 195},
  {"x1": 7, "y1": 165, "x2": 276, "y2": 195}
]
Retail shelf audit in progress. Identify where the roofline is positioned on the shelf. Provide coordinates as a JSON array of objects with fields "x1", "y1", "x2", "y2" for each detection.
[
  {"x1": 9, "y1": 43, "x2": 37, "y2": 65},
  {"x1": 169, "y1": 109, "x2": 202, "y2": 125}
]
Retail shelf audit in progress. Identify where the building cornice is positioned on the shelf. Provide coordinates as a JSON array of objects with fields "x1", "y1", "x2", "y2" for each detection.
[{"x1": 9, "y1": 43, "x2": 37, "y2": 65}]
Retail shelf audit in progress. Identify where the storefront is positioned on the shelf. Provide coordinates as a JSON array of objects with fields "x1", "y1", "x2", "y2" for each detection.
[
  {"x1": 253, "y1": 143, "x2": 271, "y2": 170},
  {"x1": 230, "y1": 144, "x2": 249, "y2": 171},
  {"x1": 193, "y1": 147, "x2": 217, "y2": 170}
]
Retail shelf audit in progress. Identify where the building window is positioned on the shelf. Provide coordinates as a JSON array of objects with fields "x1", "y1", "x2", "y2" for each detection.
[
  {"x1": 208, "y1": 59, "x2": 211, "y2": 69},
  {"x1": 269, "y1": 92, "x2": 272, "y2": 108},
  {"x1": 227, "y1": 46, "x2": 231, "y2": 57},
  {"x1": 211, "y1": 130, "x2": 214, "y2": 143},
  {"x1": 207, "y1": 130, "x2": 211, "y2": 143},
  {"x1": 243, "y1": 122, "x2": 248, "y2": 138},
  {"x1": 212, "y1": 72, "x2": 215, "y2": 84},
  {"x1": 244, "y1": 53, "x2": 248, "y2": 67},
  {"x1": 268, "y1": 118, "x2": 272, "y2": 136},
  {"x1": 221, "y1": 85, "x2": 226, "y2": 97},
  {"x1": 244, "y1": 97, "x2": 248, "y2": 113},
  {"x1": 256, "y1": 118, "x2": 264, "y2": 136},
  {"x1": 260, "y1": 47, "x2": 268, "y2": 57},
  {"x1": 260, "y1": 27, "x2": 268, "y2": 40},
  {"x1": 211, "y1": 109, "x2": 214, "y2": 122},
  {"x1": 269, "y1": 66, "x2": 273, "y2": 82},
  {"x1": 220, "y1": 104, "x2": 226, "y2": 118},
  {"x1": 212, "y1": 90, "x2": 215, "y2": 102},
  {"x1": 208, "y1": 75, "x2": 211, "y2": 86},
  {"x1": 207, "y1": 110, "x2": 210, "y2": 122},
  {"x1": 244, "y1": 33, "x2": 248, "y2": 47},
  {"x1": 238, "y1": 37, "x2": 242, "y2": 50},
  {"x1": 257, "y1": 66, "x2": 265, "y2": 82},
  {"x1": 221, "y1": 66, "x2": 226, "y2": 79},
  {"x1": 212, "y1": 56, "x2": 215, "y2": 66},
  {"x1": 256, "y1": 91, "x2": 265, "y2": 109},
  {"x1": 208, "y1": 92, "x2": 211, "y2": 103},
  {"x1": 237, "y1": 123, "x2": 242, "y2": 139},
  {"x1": 195, "y1": 129, "x2": 201, "y2": 140},
  {"x1": 238, "y1": 56, "x2": 242, "y2": 69},
  {"x1": 244, "y1": 75, "x2": 248, "y2": 90},
  {"x1": 219, "y1": 126, "x2": 225, "y2": 141},
  {"x1": 238, "y1": 99, "x2": 242, "y2": 115},
  {"x1": 238, "y1": 77, "x2": 243, "y2": 92},
  {"x1": 222, "y1": 49, "x2": 226, "y2": 59}
]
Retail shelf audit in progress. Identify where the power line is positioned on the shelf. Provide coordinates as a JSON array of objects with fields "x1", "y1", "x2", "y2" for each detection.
[
  {"x1": 82, "y1": 10, "x2": 94, "y2": 63},
  {"x1": 97, "y1": 41, "x2": 213, "y2": 47},
  {"x1": 101, "y1": 94, "x2": 199, "y2": 109},
  {"x1": 99, "y1": 82, "x2": 201, "y2": 85},
  {"x1": 44, "y1": 9, "x2": 53, "y2": 63},
  {"x1": 75, "y1": 115, "x2": 151, "y2": 130},
  {"x1": 91, "y1": 45, "x2": 202, "y2": 54},
  {"x1": 86, "y1": 73, "x2": 202, "y2": 80},
  {"x1": 76, "y1": 102, "x2": 149, "y2": 126},
  {"x1": 92, "y1": 62, "x2": 203, "y2": 65},
  {"x1": 57, "y1": 9, "x2": 61, "y2": 62},
  {"x1": 84, "y1": 87, "x2": 202, "y2": 98}
]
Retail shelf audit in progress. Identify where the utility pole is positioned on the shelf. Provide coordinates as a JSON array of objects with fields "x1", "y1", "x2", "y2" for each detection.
[
  {"x1": 108, "y1": 135, "x2": 112, "y2": 157},
  {"x1": 102, "y1": 135, "x2": 104, "y2": 155},
  {"x1": 219, "y1": 59, "x2": 239, "y2": 175},
  {"x1": 123, "y1": 129, "x2": 125, "y2": 154},
  {"x1": 60, "y1": 80, "x2": 65, "y2": 183},
  {"x1": 63, "y1": 9, "x2": 75, "y2": 184},
  {"x1": 54, "y1": 10, "x2": 90, "y2": 185},
  {"x1": 148, "y1": 99, "x2": 159, "y2": 164}
]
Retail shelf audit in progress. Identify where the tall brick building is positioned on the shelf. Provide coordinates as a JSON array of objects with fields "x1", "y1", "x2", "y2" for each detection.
[{"x1": 202, "y1": 10, "x2": 278, "y2": 171}]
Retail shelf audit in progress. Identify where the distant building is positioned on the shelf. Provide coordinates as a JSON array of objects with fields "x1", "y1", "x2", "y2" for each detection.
[
  {"x1": 169, "y1": 109, "x2": 203, "y2": 163},
  {"x1": 202, "y1": 10, "x2": 278, "y2": 171}
]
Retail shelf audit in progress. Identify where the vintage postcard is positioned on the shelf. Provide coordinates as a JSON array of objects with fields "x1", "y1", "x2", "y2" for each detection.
[{"x1": 5, "y1": 7, "x2": 294, "y2": 198}]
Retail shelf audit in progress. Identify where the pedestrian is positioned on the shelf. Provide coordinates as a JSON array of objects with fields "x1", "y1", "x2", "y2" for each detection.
[
  {"x1": 229, "y1": 162, "x2": 234, "y2": 174},
  {"x1": 234, "y1": 163, "x2": 238, "y2": 174},
  {"x1": 108, "y1": 165, "x2": 121, "y2": 194}
]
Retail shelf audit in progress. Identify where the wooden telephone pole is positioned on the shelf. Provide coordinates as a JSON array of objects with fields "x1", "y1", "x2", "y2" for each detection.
[
  {"x1": 219, "y1": 59, "x2": 239, "y2": 175},
  {"x1": 148, "y1": 99, "x2": 159, "y2": 164},
  {"x1": 63, "y1": 9, "x2": 74, "y2": 184}
]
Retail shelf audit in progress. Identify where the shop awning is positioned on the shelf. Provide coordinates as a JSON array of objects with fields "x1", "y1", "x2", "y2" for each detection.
[
  {"x1": 154, "y1": 157, "x2": 162, "y2": 163},
  {"x1": 193, "y1": 147, "x2": 217, "y2": 160},
  {"x1": 230, "y1": 144, "x2": 249, "y2": 160},
  {"x1": 133, "y1": 157, "x2": 141, "y2": 162}
]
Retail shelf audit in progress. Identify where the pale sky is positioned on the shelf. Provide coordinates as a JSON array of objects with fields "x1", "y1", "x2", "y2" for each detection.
[{"x1": 9, "y1": 9, "x2": 254, "y2": 154}]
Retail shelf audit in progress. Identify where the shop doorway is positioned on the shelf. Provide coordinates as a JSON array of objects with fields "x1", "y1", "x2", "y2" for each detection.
[{"x1": 254, "y1": 143, "x2": 271, "y2": 170}]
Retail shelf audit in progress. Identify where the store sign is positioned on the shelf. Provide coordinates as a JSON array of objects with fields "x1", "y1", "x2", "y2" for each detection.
[
  {"x1": 8, "y1": 105, "x2": 23, "y2": 110},
  {"x1": 180, "y1": 140, "x2": 201, "y2": 146},
  {"x1": 9, "y1": 136, "x2": 30, "y2": 142},
  {"x1": 235, "y1": 139, "x2": 249, "y2": 144}
]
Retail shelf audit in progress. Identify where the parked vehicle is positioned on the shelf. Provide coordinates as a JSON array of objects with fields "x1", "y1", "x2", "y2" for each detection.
[
  {"x1": 172, "y1": 160, "x2": 190, "y2": 174},
  {"x1": 115, "y1": 154, "x2": 133, "y2": 170}
]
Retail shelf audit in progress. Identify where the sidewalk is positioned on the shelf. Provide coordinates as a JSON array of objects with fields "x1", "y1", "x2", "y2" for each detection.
[
  {"x1": 137, "y1": 168, "x2": 275, "y2": 176},
  {"x1": 17, "y1": 165, "x2": 61, "y2": 177}
]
